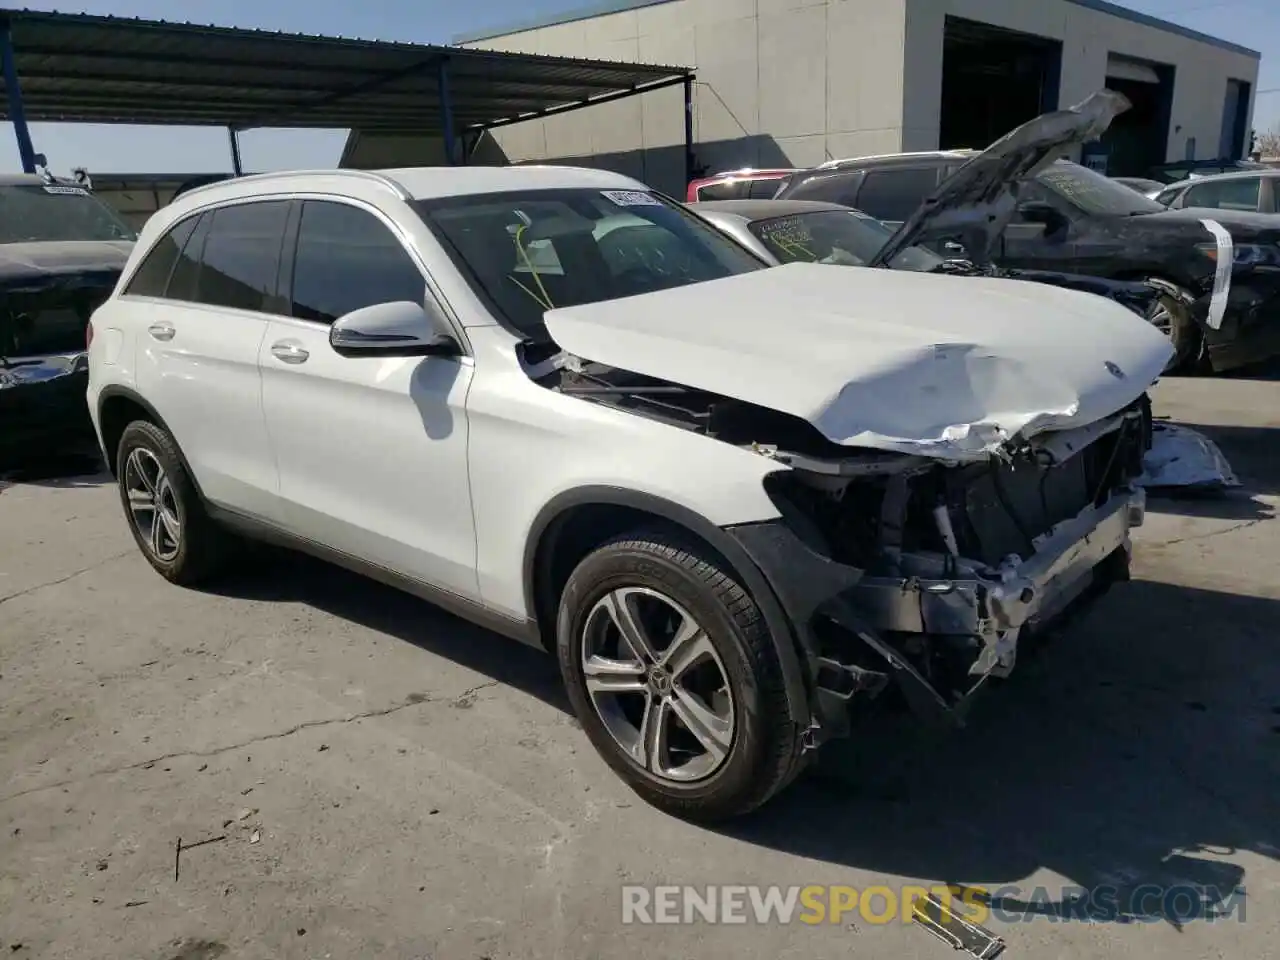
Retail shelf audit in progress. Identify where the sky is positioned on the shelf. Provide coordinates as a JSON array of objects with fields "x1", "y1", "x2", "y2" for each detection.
[{"x1": 1, "y1": 0, "x2": 1277, "y2": 175}]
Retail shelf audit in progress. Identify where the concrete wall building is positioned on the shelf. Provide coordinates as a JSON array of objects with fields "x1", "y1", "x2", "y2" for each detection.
[{"x1": 395, "y1": 0, "x2": 1261, "y2": 194}]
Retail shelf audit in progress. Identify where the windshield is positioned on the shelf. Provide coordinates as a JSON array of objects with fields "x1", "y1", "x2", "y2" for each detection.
[
  {"x1": 746, "y1": 209, "x2": 942, "y2": 272},
  {"x1": 1036, "y1": 161, "x2": 1164, "y2": 216},
  {"x1": 0, "y1": 183, "x2": 136, "y2": 243},
  {"x1": 416, "y1": 188, "x2": 764, "y2": 336}
]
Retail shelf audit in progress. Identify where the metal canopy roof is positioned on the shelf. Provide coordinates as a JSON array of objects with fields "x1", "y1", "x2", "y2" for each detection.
[{"x1": 0, "y1": 7, "x2": 692, "y2": 134}]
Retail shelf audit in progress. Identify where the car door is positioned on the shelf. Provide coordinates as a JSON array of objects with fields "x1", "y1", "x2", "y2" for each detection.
[
  {"x1": 128, "y1": 200, "x2": 288, "y2": 520},
  {"x1": 258, "y1": 198, "x2": 479, "y2": 600}
]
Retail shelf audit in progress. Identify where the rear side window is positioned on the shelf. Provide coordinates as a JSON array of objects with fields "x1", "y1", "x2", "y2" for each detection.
[
  {"x1": 785, "y1": 172, "x2": 862, "y2": 207},
  {"x1": 290, "y1": 201, "x2": 426, "y2": 325},
  {"x1": 124, "y1": 216, "x2": 199, "y2": 297},
  {"x1": 165, "y1": 213, "x2": 211, "y2": 302},
  {"x1": 855, "y1": 167, "x2": 940, "y2": 221},
  {"x1": 746, "y1": 178, "x2": 784, "y2": 199},
  {"x1": 195, "y1": 201, "x2": 291, "y2": 313},
  {"x1": 696, "y1": 181, "x2": 749, "y2": 201},
  {"x1": 1155, "y1": 187, "x2": 1183, "y2": 206},
  {"x1": 1181, "y1": 177, "x2": 1261, "y2": 212}
]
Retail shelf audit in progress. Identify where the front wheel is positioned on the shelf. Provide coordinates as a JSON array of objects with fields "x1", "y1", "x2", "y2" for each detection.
[
  {"x1": 1144, "y1": 282, "x2": 1201, "y2": 372},
  {"x1": 556, "y1": 531, "x2": 802, "y2": 821}
]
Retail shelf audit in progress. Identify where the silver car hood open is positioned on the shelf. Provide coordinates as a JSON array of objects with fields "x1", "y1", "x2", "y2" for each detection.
[
  {"x1": 867, "y1": 90, "x2": 1131, "y2": 269},
  {"x1": 544, "y1": 262, "x2": 1174, "y2": 462}
]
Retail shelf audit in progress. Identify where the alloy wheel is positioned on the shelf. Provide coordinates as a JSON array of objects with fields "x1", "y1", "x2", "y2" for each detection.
[
  {"x1": 580, "y1": 586, "x2": 736, "y2": 783},
  {"x1": 124, "y1": 447, "x2": 181, "y2": 562}
]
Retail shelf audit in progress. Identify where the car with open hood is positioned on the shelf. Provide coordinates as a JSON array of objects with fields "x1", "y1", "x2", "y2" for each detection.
[
  {"x1": 692, "y1": 197, "x2": 1163, "y2": 318},
  {"x1": 776, "y1": 91, "x2": 1280, "y2": 373},
  {"x1": 1, "y1": 173, "x2": 136, "y2": 465},
  {"x1": 89, "y1": 164, "x2": 1170, "y2": 821}
]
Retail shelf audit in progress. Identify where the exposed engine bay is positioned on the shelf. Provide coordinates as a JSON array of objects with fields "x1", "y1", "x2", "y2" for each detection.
[{"x1": 527, "y1": 342, "x2": 1152, "y2": 732}]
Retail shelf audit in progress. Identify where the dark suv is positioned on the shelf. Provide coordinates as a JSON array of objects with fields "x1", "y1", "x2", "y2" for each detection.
[{"x1": 775, "y1": 147, "x2": 1280, "y2": 372}]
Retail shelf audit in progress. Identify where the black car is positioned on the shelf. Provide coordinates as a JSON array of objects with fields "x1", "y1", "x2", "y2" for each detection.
[
  {"x1": 0, "y1": 174, "x2": 136, "y2": 466},
  {"x1": 776, "y1": 95, "x2": 1280, "y2": 372}
]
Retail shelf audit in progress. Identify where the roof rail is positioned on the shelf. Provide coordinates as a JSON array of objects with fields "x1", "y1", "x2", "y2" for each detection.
[
  {"x1": 178, "y1": 167, "x2": 412, "y2": 202},
  {"x1": 815, "y1": 149, "x2": 977, "y2": 170}
]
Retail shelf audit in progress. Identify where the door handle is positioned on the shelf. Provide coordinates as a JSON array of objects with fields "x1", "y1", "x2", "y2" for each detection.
[
  {"x1": 270, "y1": 340, "x2": 309, "y2": 364},
  {"x1": 147, "y1": 322, "x2": 175, "y2": 342}
]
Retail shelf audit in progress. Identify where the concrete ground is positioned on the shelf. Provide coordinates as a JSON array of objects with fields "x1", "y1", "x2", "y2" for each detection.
[{"x1": 1, "y1": 372, "x2": 1278, "y2": 960}]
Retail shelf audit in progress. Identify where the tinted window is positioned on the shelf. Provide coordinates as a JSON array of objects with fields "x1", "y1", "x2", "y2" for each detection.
[
  {"x1": 196, "y1": 201, "x2": 290, "y2": 313},
  {"x1": 855, "y1": 167, "x2": 940, "y2": 221},
  {"x1": 165, "y1": 213, "x2": 210, "y2": 302},
  {"x1": 696, "y1": 181, "x2": 749, "y2": 201},
  {"x1": 1182, "y1": 177, "x2": 1262, "y2": 212},
  {"x1": 746, "y1": 178, "x2": 784, "y2": 199},
  {"x1": 1154, "y1": 187, "x2": 1183, "y2": 206},
  {"x1": 124, "y1": 216, "x2": 198, "y2": 297},
  {"x1": 784, "y1": 172, "x2": 862, "y2": 206},
  {"x1": 291, "y1": 201, "x2": 426, "y2": 325},
  {"x1": 417, "y1": 188, "x2": 764, "y2": 337}
]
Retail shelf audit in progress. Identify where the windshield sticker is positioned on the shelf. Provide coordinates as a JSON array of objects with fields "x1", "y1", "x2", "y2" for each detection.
[
  {"x1": 755, "y1": 216, "x2": 819, "y2": 261},
  {"x1": 42, "y1": 184, "x2": 91, "y2": 196},
  {"x1": 601, "y1": 190, "x2": 662, "y2": 207},
  {"x1": 1199, "y1": 219, "x2": 1232, "y2": 330}
]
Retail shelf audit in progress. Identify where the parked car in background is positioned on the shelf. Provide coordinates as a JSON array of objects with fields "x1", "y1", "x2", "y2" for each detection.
[
  {"x1": 1152, "y1": 168, "x2": 1280, "y2": 215},
  {"x1": 774, "y1": 94, "x2": 1280, "y2": 372},
  {"x1": 694, "y1": 197, "x2": 1162, "y2": 317},
  {"x1": 685, "y1": 167, "x2": 797, "y2": 202},
  {"x1": 1, "y1": 173, "x2": 136, "y2": 465},
  {"x1": 1146, "y1": 158, "x2": 1266, "y2": 185},
  {"x1": 89, "y1": 164, "x2": 1170, "y2": 820},
  {"x1": 1113, "y1": 176, "x2": 1165, "y2": 197}
]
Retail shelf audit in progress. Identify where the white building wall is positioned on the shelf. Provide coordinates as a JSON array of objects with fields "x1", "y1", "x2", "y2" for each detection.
[{"x1": 344, "y1": 0, "x2": 1260, "y2": 191}]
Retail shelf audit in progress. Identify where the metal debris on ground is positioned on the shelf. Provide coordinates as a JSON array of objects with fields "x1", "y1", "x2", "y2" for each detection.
[
  {"x1": 249, "y1": 829, "x2": 261, "y2": 844},
  {"x1": 910, "y1": 891, "x2": 1005, "y2": 959},
  {"x1": 174, "y1": 834, "x2": 228, "y2": 881},
  {"x1": 1138, "y1": 423, "x2": 1239, "y2": 492}
]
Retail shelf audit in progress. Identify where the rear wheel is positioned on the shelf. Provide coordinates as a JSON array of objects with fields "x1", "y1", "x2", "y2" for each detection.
[
  {"x1": 116, "y1": 420, "x2": 233, "y2": 584},
  {"x1": 556, "y1": 531, "x2": 802, "y2": 821}
]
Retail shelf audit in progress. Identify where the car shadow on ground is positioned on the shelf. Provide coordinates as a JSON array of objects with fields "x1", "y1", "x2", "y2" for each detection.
[
  {"x1": 0, "y1": 450, "x2": 110, "y2": 489},
  {"x1": 204, "y1": 548, "x2": 570, "y2": 712},
  {"x1": 723, "y1": 577, "x2": 1280, "y2": 927}
]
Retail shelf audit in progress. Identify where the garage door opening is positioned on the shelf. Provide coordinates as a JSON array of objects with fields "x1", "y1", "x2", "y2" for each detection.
[
  {"x1": 1099, "y1": 55, "x2": 1174, "y2": 176},
  {"x1": 940, "y1": 17, "x2": 1062, "y2": 151}
]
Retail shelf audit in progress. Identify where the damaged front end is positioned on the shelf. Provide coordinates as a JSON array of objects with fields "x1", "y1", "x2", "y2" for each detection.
[{"x1": 533, "y1": 347, "x2": 1152, "y2": 744}]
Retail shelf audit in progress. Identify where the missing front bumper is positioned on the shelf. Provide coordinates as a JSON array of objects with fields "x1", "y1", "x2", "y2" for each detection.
[{"x1": 729, "y1": 486, "x2": 1145, "y2": 735}]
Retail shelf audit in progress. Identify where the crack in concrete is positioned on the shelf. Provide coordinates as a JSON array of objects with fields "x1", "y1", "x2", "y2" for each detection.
[
  {"x1": 0, "y1": 549, "x2": 134, "y2": 606},
  {"x1": 1150, "y1": 516, "x2": 1269, "y2": 547},
  {"x1": 0, "y1": 681, "x2": 500, "y2": 804}
]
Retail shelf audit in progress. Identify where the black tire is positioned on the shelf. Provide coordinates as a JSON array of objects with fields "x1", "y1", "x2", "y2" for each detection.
[
  {"x1": 115, "y1": 419, "x2": 233, "y2": 585},
  {"x1": 556, "y1": 530, "x2": 803, "y2": 821},
  {"x1": 1144, "y1": 282, "x2": 1201, "y2": 372}
]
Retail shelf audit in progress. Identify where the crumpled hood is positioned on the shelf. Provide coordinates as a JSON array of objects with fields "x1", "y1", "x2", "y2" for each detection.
[
  {"x1": 544, "y1": 262, "x2": 1174, "y2": 461},
  {"x1": 0, "y1": 240, "x2": 133, "y2": 285},
  {"x1": 869, "y1": 90, "x2": 1130, "y2": 269}
]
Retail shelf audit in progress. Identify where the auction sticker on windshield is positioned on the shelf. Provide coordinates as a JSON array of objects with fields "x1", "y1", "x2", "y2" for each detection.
[{"x1": 601, "y1": 190, "x2": 662, "y2": 207}]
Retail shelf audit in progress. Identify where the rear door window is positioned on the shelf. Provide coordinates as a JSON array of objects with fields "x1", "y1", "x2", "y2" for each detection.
[
  {"x1": 696, "y1": 181, "x2": 749, "y2": 201},
  {"x1": 1181, "y1": 177, "x2": 1262, "y2": 212},
  {"x1": 194, "y1": 201, "x2": 292, "y2": 313},
  {"x1": 854, "y1": 166, "x2": 942, "y2": 222},
  {"x1": 124, "y1": 216, "x2": 199, "y2": 297},
  {"x1": 289, "y1": 200, "x2": 426, "y2": 325},
  {"x1": 746, "y1": 178, "x2": 784, "y2": 199},
  {"x1": 785, "y1": 172, "x2": 863, "y2": 208}
]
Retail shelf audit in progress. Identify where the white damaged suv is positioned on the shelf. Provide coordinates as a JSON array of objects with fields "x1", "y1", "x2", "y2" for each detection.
[{"x1": 87, "y1": 159, "x2": 1172, "y2": 821}]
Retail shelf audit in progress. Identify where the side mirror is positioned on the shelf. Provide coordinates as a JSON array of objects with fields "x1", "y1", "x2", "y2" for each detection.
[
  {"x1": 1016, "y1": 200, "x2": 1065, "y2": 228},
  {"x1": 329, "y1": 300, "x2": 461, "y2": 358}
]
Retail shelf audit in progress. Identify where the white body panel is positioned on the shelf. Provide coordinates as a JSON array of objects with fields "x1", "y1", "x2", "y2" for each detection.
[
  {"x1": 130, "y1": 297, "x2": 278, "y2": 518},
  {"x1": 545, "y1": 262, "x2": 1174, "y2": 461},
  {"x1": 258, "y1": 315, "x2": 480, "y2": 599}
]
